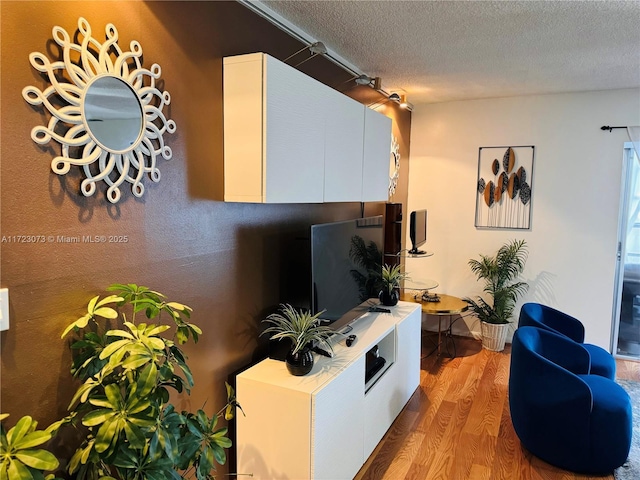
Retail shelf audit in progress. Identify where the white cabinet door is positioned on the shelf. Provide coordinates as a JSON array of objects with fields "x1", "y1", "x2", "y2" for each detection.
[
  {"x1": 312, "y1": 356, "x2": 365, "y2": 480},
  {"x1": 223, "y1": 54, "x2": 265, "y2": 203},
  {"x1": 362, "y1": 108, "x2": 392, "y2": 202},
  {"x1": 362, "y1": 306, "x2": 421, "y2": 459},
  {"x1": 323, "y1": 90, "x2": 365, "y2": 202},
  {"x1": 394, "y1": 305, "x2": 421, "y2": 403},
  {"x1": 264, "y1": 55, "x2": 325, "y2": 203}
]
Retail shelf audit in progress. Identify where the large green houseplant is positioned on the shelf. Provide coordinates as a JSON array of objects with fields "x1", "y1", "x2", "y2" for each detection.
[
  {"x1": 59, "y1": 283, "x2": 241, "y2": 480},
  {"x1": 464, "y1": 239, "x2": 529, "y2": 351}
]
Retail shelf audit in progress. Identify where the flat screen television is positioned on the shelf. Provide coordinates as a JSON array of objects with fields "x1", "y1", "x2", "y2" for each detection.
[
  {"x1": 409, "y1": 209, "x2": 427, "y2": 254},
  {"x1": 311, "y1": 215, "x2": 384, "y2": 332}
]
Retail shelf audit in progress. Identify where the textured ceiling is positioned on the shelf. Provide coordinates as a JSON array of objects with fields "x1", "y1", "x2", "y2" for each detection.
[{"x1": 259, "y1": 0, "x2": 640, "y2": 105}]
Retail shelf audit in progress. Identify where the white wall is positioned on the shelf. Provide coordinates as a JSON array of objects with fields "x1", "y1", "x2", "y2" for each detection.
[{"x1": 407, "y1": 89, "x2": 640, "y2": 349}]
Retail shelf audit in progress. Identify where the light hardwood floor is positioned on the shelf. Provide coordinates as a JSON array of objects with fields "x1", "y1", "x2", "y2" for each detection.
[{"x1": 354, "y1": 333, "x2": 640, "y2": 480}]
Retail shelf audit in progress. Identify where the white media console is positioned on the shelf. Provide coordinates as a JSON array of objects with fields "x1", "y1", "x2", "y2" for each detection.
[{"x1": 235, "y1": 301, "x2": 421, "y2": 479}]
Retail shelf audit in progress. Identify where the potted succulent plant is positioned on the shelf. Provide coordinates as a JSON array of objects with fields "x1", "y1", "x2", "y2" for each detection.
[
  {"x1": 58, "y1": 283, "x2": 242, "y2": 480},
  {"x1": 379, "y1": 264, "x2": 410, "y2": 306},
  {"x1": 464, "y1": 239, "x2": 529, "y2": 351},
  {"x1": 262, "y1": 304, "x2": 335, "y2": 376}
]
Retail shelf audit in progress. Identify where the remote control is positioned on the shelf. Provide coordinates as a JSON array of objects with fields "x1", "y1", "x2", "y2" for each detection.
[
  {"x1": 311, "y1": 346, "x2": 333, "y2": 358},
  {"x1": 369, "y1": 307, "x2": 391, "y2": 313}
]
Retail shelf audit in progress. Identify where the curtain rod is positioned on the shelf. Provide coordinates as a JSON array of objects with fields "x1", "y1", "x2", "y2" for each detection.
[{"x1": 601, "y1": 126, "x2": 628, "y2": 132}]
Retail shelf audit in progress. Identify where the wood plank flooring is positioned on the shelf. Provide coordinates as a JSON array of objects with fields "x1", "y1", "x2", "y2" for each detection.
[{"x1": 354, "y1": 333, "x2": 640, "y2": 480}]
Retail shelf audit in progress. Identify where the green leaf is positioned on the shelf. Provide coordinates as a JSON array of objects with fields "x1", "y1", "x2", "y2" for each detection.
[
  {"x1": 103, "y1": 384, "x2": 123, "y2": 410},
  {"x1": 95, "y1": 295, "x2": 123, "y2": 308},
  {"x1": 136, "y1": 364, "x2": 157, "y2": 398},
  {"x1": 7, "y1": 459, "x2": 33, "y2": 480},
  {"x1": 94, "y1": 417, "x2": 119, "y2": 454},
  {"x1": 0, "y1": 413, "x2": 9, "y2": 422},
  {"x1": 68, "y1": 379, "x2": 100, "y2": 408},
  {"x1": 92, "y1": 307, "x2": 118, "y2": 319},
  {"x1": 7, "y1": 416, "x2": 33, "y2": 445},
  {"x1": 13, "y1": 431, "x2": 51, "y2": 449},
  {"x1": 147, "y1": 325, "x2": 171, "y2": 337},
  {"x1": 15, "y1": 449, "x2": 59, "y2": 471},
  {"x1": 121, "y1": 355, "x2": 150, "y2": 371},
  {"x1": 210, "y1": 441, "x2": 227, "y2": 465},
  {"x1": 122, "y1": 423, "x2": 145, "y2": 449},
  {"x1": 145, "y1": 337, "x2": 166, "y2": 352},
  {"x1": 61, "y1": 314, "x2": 92, "y2": 338},
  {"x1": 87, "y1": 295, "x2": 100, "y2": 313},
  {"x1": 175, "y1": 327, "x2": 188, "y2": 345},
  {"x1": 99, "y1": 339, "x2": 131, "y2": 359},
  {"x1": 105, "y1": 329, "x2": 134, "y2": 340},
  {"x1": 82, "y1": 409, "x2": 115, "y2": 427}
]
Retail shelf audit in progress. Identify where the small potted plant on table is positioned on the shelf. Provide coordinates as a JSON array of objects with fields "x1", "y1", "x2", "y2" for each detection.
[
  {"x1": 262, "y1": 304, "x2": 335, "y2": 376},
  {"x1": 464, "y1": 239, "x2": 529, "y2": 351}
]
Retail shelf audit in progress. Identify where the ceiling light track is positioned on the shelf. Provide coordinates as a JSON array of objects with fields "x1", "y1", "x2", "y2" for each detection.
[
  {"x1": 239, "y1": 0, "x2": 361, "y2": 77},
  {"x1": 238, "y1": 0, "x2": 413, "y2": 111}
]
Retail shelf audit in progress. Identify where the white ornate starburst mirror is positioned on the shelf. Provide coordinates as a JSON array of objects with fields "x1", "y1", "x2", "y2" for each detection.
[
  {"x1": 22, "y1": 17, "x2": 176, "y2": 204},
  {"x1": 389, "y1": 134, "x2": 400, "y2": 197}
]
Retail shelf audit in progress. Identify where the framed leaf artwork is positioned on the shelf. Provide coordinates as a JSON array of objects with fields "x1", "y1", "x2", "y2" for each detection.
[{"x1": 475, "y1": 146, "x2": 535, "y2": 229}]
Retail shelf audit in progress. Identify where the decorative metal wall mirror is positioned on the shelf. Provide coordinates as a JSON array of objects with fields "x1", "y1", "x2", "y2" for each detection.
[
  {"x1": 389, "y1": 134, "x2": 400, "y2": 197},
  {"x1": 22, "y1": 17, "x2": 176, "y2": 203}
]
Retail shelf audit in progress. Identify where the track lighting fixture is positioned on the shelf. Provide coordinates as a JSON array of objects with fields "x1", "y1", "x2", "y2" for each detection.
[
  {"x1": 355, "y1": 74, "x2": 372, "y2": 85},
  {"x1": 284, "y1": 41, "x2": 327, "y2": 67},
  {"x1": 368, "y1": 92, "x2": 413, "y2": 111}
]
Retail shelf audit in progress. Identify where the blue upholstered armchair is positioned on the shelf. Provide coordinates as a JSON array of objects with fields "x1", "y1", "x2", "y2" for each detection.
[
  {"x1": 518, "y1": 302, "x2": 616, "y2": 379},
  {"x1": 509, "y1": 327, "x2": 632, "y2": 474}
]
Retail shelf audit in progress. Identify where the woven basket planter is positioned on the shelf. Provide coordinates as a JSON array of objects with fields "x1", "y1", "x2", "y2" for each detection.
[{"x1": 480, "y1": 322, "x2": 510, "y2": 352}]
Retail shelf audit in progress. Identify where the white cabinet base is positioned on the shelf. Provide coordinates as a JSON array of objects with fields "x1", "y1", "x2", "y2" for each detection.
[{"x1": 236, "y1": 302, "x2": 421, "y2": 479}]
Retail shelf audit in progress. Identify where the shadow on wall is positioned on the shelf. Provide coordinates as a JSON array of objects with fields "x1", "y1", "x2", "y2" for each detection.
[{"x1": 529, "y1": 270, "x2": 558, "y2": 306}]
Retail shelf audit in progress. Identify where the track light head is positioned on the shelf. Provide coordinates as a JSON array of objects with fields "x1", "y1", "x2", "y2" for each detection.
[
  {"x1": 355, "y1": 74, "x2": 372, "y2": 85},
  {"x1": 309, "y1": 42, "x2": 327, "y2": 55}
]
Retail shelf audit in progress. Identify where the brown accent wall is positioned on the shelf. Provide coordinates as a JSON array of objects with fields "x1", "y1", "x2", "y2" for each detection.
[{"x1": 0, "y1": 0, "x2": 411, "y2": 472}]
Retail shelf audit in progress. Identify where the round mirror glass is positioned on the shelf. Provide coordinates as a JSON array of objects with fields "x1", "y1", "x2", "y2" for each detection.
[{"x1": 83, "y1": 76, "x2": 144, "y2": 152}]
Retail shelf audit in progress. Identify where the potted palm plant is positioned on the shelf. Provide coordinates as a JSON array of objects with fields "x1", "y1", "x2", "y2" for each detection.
[
  {"x1": 262, "y1": 304, "x2": 335, "y2": 376},
  {"x1": 464, "y1": 239, "x2": 529, "y2": 351},
  {"x1": 379, "y1": 264, "x2": 410, "y2": 306}
]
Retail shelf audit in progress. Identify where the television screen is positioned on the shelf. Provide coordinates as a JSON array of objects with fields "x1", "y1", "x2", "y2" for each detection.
[
  {"x1": 311, "y1": 216, "x2": 384, "y2": 331},
  {"x1": 409, "y1": 210, "x2": 427, "y2": 254}
]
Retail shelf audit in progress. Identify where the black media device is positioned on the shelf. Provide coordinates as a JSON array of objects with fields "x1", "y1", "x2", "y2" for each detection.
[
  {"x1": 365, "y1": 345, "x2": 386, "y2": 383},
  {"x1": 409, "y1": 209, "x2": 427, "y2": 255}
]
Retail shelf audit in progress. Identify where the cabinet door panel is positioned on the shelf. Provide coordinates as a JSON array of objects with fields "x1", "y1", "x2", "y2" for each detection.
[
  {"x1": 324, "y1": 91, "x2": 365, "y2": 202},
  {"x1": 223, "y1": 54, "x2": 265, "y2": 202},
  {"x1": 362, "y1": 109, "x2": 392, "y2": 202},
  {"x1": 264, "y1": 56, "x2": 325, "y2": 203},
  {"x1": 394, "y1": 306, "x2": 421, "y2": 402},
  {"x1": 312, "y1": 356, "x2": 365, "y2": 480}
]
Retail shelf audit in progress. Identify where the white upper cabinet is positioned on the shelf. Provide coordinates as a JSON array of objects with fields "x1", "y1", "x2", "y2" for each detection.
[
  {"x1": 323, "y1": 91, "x2": 365, "y2": 202},
  {"x1": 223, "y1": 53, "x2": 391, "y2": 203},
  {"x1": 362, "y1": 108, "x2": 393, "y2": 202}
]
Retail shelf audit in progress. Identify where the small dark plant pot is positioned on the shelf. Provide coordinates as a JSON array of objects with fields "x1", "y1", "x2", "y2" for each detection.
[
  {"x1": 285, "y1": 346, "x2": 314, "y2": 376},
  {"x1": 379, "y1": 288, "x2": 399, "y2": 306}
]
